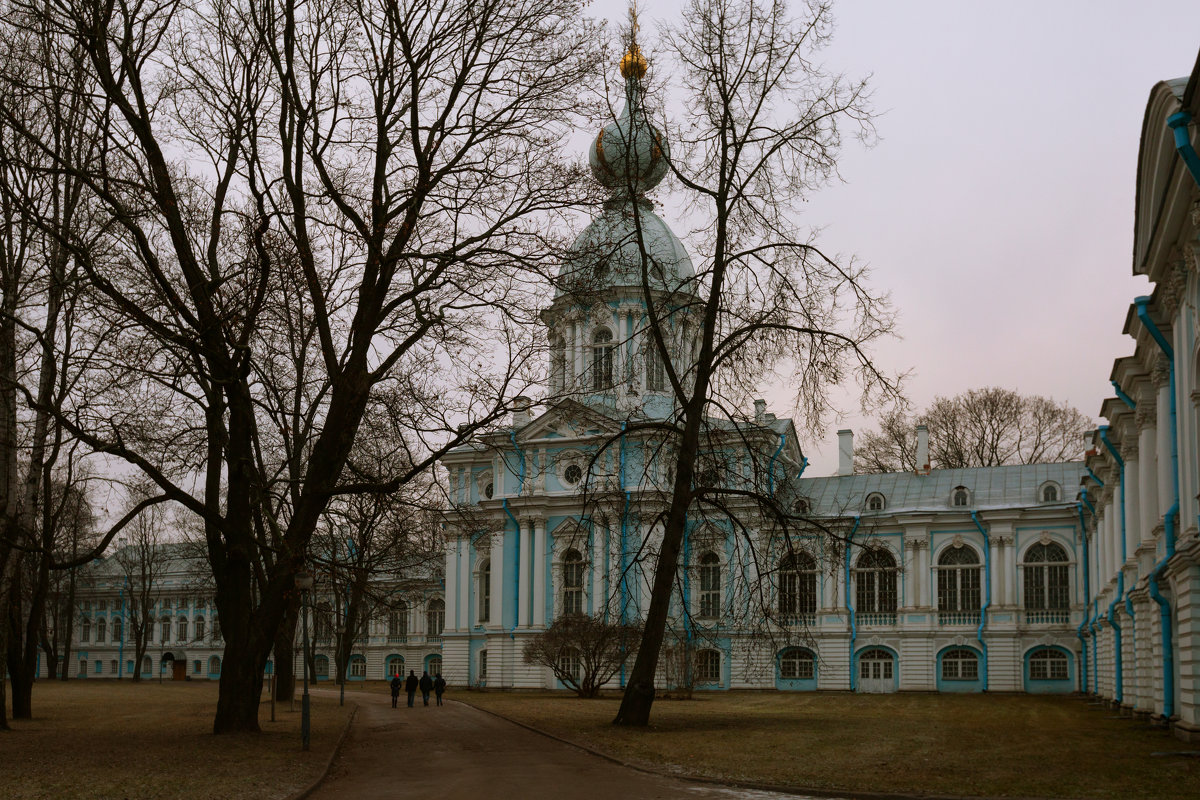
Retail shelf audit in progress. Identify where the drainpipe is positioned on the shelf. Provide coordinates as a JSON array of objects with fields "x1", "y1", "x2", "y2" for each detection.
[
  {"x1": 1085, "y1": 466, "x2": 1105, "y2": 488},
  {"x1": 1167, "y1": 112, "x2": 1200, "y2": 188},
  {"x1": 767, "y1": 433, "x2": 786, "y2": 497},
  {"x1": 1098, "y1": 426, "x2": 1125, "y2": 704},
  {"x1": 969, "y1": 511, "x2": 991, "y2": 692},
  {"x1": 1135, "y1": 296, "x2": 1178, "y2": 721},
  {"x1": 844, "y1": 517, "x2": 861, "y2": 691},
  {"x1": 1075, "y1": 497, "x2": 1091, "y2": 693},
  {"x1": 503, "y1": 433, "x2": 528, "y2": 671},
  {"x1": 1111, "y1": 380, "x2": 1137, "y2": 411}
]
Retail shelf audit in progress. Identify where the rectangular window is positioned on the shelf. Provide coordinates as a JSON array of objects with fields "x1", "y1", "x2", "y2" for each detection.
[
  {"x1": 79, "y1": 659, "x2": 87, "y2": 676},
  {"x1": 98, "y1": 600, "x2": 107, "y2": 612},
  {"x1": 193, "y1": 660, "x2": 202, "y2": 674},
  {"x1": 479, "y1": 651, "x2": 488, "y2": 681},
  {"x1": 646, "y1": 347, "x2": 666, "y2": 392},
  {"x1": 95, "y1": 660, "x2": 102, "y2": 674}
]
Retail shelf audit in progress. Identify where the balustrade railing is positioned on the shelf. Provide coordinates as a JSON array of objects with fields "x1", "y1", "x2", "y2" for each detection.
[{"x1": 937, "y1": 611, "x2": 981, "y2": 626}]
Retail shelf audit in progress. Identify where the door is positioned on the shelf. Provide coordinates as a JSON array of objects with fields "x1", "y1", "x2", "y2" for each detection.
[
  {"x1": 858, "y1": 648, "x2": 896, "y2": 693},
  {"x1": 172, "y1": 660, "x2": 186, "y2": 681}
]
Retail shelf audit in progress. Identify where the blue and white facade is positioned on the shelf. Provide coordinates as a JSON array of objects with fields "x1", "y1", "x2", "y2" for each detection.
[
  {"x1": 1081, "y1": 57, "x2": 1200, "y2": 740},
  {"x1": 440, "y1": 50, "x2": 1093, "y2": 698}
]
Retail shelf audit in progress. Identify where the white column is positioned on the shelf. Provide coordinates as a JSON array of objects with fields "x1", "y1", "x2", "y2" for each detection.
[
  {"x1": 573, "y1": 320, "x2": 585, "y2": 387},
  {"x1": 459, "y1": 539, "x2": 471, "y2": 628},
  {"x1": 518, "y1": 519, "x2": 532, "y2": 627},
  {"x1": 445, "y1": 538, "x2": 459, "y2": 631},
  {"x1": 1139, "y1": 420, "x2": 1158, "y2": 547},
  {"x1": 490, "y1": 531, "x2": 505, "y2": 628},
  {"x1": 1124, "y1": 453, "x2": 1140, "y2": 565},
  {"x1": 533, "y1": 519, "x2": 547, "y2": 627},
  {"x1": 591, "y1": 524, "x2": 605, "y2": 618},
  {"x1": 1156, "y1": 375, "x2": 1172, "y2": 519}
]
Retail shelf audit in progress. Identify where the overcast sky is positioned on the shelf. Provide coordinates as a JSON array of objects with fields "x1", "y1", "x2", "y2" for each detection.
[{"x1": 604, "y1": 0, "x2": 1200, "y2": 475}]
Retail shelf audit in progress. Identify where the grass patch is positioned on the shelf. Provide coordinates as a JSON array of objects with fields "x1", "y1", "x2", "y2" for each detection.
[
  {"x1": 2, "y1": 680, "x2": 353, "y2": 800},
  {"x1": 458, "y1": 691, "x2": 1199, "y2": 799}
]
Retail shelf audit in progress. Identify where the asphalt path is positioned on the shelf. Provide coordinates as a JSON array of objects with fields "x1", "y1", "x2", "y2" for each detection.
[{"x1": 306, "y1": 689, "x2": 825, "y2": 800}]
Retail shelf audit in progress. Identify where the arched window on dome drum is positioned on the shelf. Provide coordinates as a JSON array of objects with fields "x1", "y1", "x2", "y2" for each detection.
[
  {"x1": 592, "y1": 328, "x2": 614, "y2": 390},
  {"x1": 1023, "y1": 542, "x2": 1069, "y2": 623},
  {"x1": 937, "y1": 546, "x2": 981, "y2": 620},
  {"x1": 646, "y1": 343, "x2": 666, "y2": 392},
  {"x1": 855, "y1": 549, "x2": 897, "y2": 616},
  {"x1": 778, "y1": 552, "x2": 817, "y2": 622},
  {"x1": 551, "y1": 335, "x2": 567, "y2": 392}
]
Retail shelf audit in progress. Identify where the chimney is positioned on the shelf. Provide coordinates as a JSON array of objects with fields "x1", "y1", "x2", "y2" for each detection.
[
  {"x1": 512, "y1": 396, "x2": 532, "y2": 428},
  {"x1": 754, "y1": 399, "x2": 766, "y2": 423},
  {"x1": 837, "y1": 429, "x2": 854, "y2": 476},
  {"x1": 916, "y1": 424, "x2": 930, "y2": 474}
]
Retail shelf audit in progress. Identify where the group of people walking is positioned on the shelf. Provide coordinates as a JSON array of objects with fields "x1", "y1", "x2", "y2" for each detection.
[{"x1": 390, "y1": 670, "x2": 446, "y2": 708}]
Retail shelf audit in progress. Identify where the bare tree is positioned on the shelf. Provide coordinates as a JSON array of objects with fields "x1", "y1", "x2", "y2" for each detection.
[
  {"x1": 0, "y1": 0, "x2": 603, "y2": 732},
  {"x1": 114, "y1": 484, "x2": 171, "y2": 683},
  {"x1": 523, "y1": 614, "x2": 641, "y2": 698},
  {"x1": 854, "y1": 388, "x2": 1091, "y2": 473},
  {"x1": 35, "y1": 474, "x2": 97, "y2": 681},
  {"x1": 584, "y1": 0, "x2": 899, "y2": 726}
]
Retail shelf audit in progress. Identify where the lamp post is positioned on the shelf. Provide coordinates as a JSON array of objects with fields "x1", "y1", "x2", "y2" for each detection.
[
  {"x1": 336, "y1": 617, "x2": 345, "y2": 708},
  {"x1": 296, "y1": 571, "x2": 314, "y2": 752}
]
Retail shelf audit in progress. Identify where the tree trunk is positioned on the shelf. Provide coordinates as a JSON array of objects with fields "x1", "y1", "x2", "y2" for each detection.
[{"x1": 273, "y1": 598, "x2": 298, "y2": 702}]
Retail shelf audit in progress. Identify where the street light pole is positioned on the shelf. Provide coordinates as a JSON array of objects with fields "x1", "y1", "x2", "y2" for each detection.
[{"x1": 296, "y1": 571, "x2": 314, "y2": 752}]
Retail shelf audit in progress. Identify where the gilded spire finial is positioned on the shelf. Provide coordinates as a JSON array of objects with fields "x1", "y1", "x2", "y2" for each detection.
[{"x1": 619, "y1": 0, "x2": 647, "y2": 80}]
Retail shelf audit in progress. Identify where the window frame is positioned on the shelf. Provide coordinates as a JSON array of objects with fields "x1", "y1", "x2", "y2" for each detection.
[
  {"x1": 591, "y1": 327, "x2": 615, "y2": 390},
  {"x1": 561, "y1": 549, "x2": 586, "y2": 616},
  {"x1": 940, "y1": 648, "x2": 980, "y2": 681},
  {"x1": 695, "y1": 649, "x2": 721, "y2": 684},
  {"x1": 779, "y1": 648, "x2": 815, "y2": 680},
  {"x1": 697, "y1": 551, "x2": 722, "y2": 619}
]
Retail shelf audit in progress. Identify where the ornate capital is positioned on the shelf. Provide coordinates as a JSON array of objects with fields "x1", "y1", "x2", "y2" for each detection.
[
  {"x1": 1135, "y1": 401, "x2": 1157, "y2": 431},
  {"x1": 1152, "y1": 356, "x2": 1171, "y2": 389},
  {"x1": 1159, "y1": 251, "x2": 1188, "y2": 318},
  {"x1": 995, "y1": 535, "x2": 1014, "y2": 547}
]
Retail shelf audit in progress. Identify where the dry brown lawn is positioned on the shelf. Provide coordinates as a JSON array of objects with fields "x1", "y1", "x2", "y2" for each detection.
[
  {"x1": 1, "y1": 680, "x2": 353, "y2": 800},
  {"x1": 459, "y1": 691, "x2": 1200, "y2": 799}
]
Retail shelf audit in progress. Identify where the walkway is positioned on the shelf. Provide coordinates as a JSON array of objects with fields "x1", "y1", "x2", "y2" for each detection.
[{"x1": 307, "y1": 690, "x2": 822, "y2": 800}]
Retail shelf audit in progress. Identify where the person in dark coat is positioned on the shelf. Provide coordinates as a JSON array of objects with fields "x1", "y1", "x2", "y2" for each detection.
[
  {"x1": 433, "y1": 673, "x2": 447, "y2": 706},
  {"x1": 404, "y1": 669, "x2": 419, "y2": 707},
  {"x1": 389, "y1": 674, "x2": 402, "y2": 708},
  {"x1": 418, "y1": 670, "x2": 434, "y2": 706}
]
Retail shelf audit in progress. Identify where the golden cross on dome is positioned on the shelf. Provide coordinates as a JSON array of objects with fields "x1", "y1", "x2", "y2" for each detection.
[{"x1": 620, "y1": 0, "x2": 647, "y2": 79}]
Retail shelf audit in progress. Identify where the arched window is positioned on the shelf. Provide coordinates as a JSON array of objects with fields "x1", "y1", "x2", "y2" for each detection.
[
  {"x1": 1028, "y1": 647, "x2": 1069, "y2": 680},
  {"x1": 426, "y1": 599, "x2": 445, "y2": 638},
  {"x1": 147, "y1": 619, "x2": 155, "y2": 643},
  {"x1": 952, "y1": 487, "x2": 970, "y2": 507},
  {"x1": 562, "y1": 549, "x2": 585, "y2": 615},
  {"x1": 591, "y1": 328, "x2": 614, "y2": 390},
  {"x1": 696, "y1": 649, "x2": 721, "y2": 683},
  {"x1": 855, "y1": 549, "x2": 898, "y2": 617},
  {"x1": 858, "y1": 648, "x2": 894, "y2": 681},
  {"x1": 793, "y1": 499, "x2": 810, "y2": 514},
  {"x1": 478, "y1": 559, "x2": 491, "y2": 623},
  {"x1": 938, "y1": 546, "x2": 982, "y2": 620},
  {"x1": 941, "y1": 648, "x2": 979, "y2": 680},
  {"x1": 142, "y1": 656, "x2": 152, "y2": 674},
  {"x1": 778, "y1": 551, "x2": 817, "y2": 621},
  {"x1": 427, "y1": 656, "x2": 442, "y2": 676},
  {"x1": 213, "y1": 618, "x2": 221, "y2": 641},
  {"x1": 551, "y1": 335, "x2": 567, "y2": 392},
  {"x1": 698, "y1": 552, "x2": 721, "y2": 619},
  {"x1": 1041, "y1": 484, "x2": 1059, "y2": 502},
  {"x1": 866, "y1": 492, "x2": 886, "y2": 512},
  {"x1": 81, "y1": 619, "x2": 90, "y2": 643},
  {"x1": 483, "y1": 481, "x2": 494, "y2": 499},
  {"x1": 97, "y1": 618, "x2": 106, "y2": 642},
  {"x1": 177, "y1": 617, "x2": 188, "y2": 641},
  {"x1": 112, "y1": 618, "x2": 122, "y2": 643},
  {"x1": 209, "y1": 656, "x2": 221, "y2": 674},
  {"x1": 389, "y1": 602, "x2": 408, "y2": 640},
  {"x1": 1024, "y1": 542, "x2": 1070, "y2": 622},
  {"x1": 646, "y1": 344, "x2": 666, "y2": 392},
  {"x1": 779, "y1": 648, "x2": 815, "y2": 680},
  {"x1": 558, "y1": 647, "x2": 582, "y2": 682},
  {"x1": 195, "y1": 617, "x2": 205, "y2": 640},
  {"x1": 161, "y1": 617, "x2": 171, "y2": 643},
  {"x1": 563, "y1": 462, "x2": 583, "y2": 487},
  {"x1": 349, "y1": 655, "x2": 367, "y2": 678},
  {"x1": 387, "y1": 656, "x2": 405, "y2": 678}
]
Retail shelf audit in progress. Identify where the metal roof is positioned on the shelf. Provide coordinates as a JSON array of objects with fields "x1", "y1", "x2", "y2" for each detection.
[{"x1": 797, "y1": 461, "x2": 1087, "y2": 516}]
